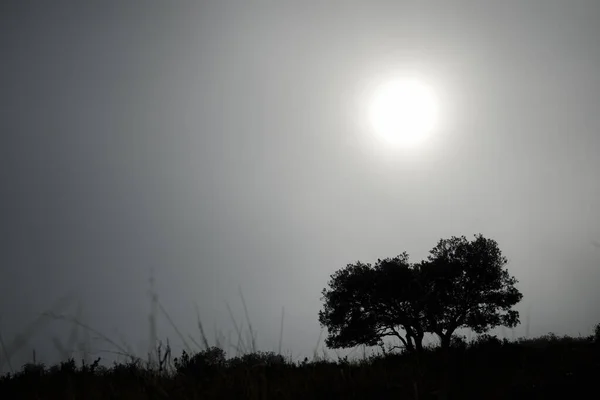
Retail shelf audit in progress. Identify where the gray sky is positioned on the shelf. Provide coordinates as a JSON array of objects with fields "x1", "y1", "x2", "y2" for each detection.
[{"x1": 1, "y1": 0, "x2": 600, "y2": 369}]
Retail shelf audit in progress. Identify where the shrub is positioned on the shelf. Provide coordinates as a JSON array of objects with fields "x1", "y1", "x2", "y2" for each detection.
[
  {"x1": 20, "y1": 362, "x2": 46, "y2": 377},
  {"x1": 173, "y1": 347, "x2": 226, "y2": 377},
  {"x1": 228, "y1": 351, "x2": 286, "y2": 368},
  {"x1": 470, "y1": 334, "x2": 503, "y2": 350}
]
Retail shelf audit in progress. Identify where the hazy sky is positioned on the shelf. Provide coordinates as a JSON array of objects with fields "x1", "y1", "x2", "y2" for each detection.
[{"x1": 2, "y1": 0, "x2": 600, "y2": 369}]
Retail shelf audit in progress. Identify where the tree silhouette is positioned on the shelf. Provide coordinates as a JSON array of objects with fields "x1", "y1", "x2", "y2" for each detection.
[
  {"x1": 318, "y1": 253, "x2": 427, "y2": 353},
  {"x1": 421, "y1": 234, "x2": 523, "y2": 348},
  {"x1": 318, "y1": 234, "x2": 523, "y2": 353},
  {"x1": 372, "y1": 254, "x2": 428, "y2": 352}
]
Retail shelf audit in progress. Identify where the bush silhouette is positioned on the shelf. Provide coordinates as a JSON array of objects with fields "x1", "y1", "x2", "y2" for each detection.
[{"x1": 173, "y1": 347, "x2": 226, "y2": 377}]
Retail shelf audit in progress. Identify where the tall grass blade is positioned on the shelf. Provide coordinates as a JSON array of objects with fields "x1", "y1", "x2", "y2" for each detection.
[
  {"x1": 194, "y1": 303, "x2": 209, "y2": 350},
  {"x1": 188, "y1": 334, "x2": 203, "y2": 351},
  {"x1": 43, "y1": 312, "x2": 130, "y2": 358},
  {"x1": 0, "y1": 320, "x2": 14, "y2": 374},
  {"x1": 239, "y1": 287, "x2": 256, "y2": 353},
  {"x1": 278, "y1": 307, "x2": 284, "y2": 355},
  {"x1": 156, "y1": 300, "x2": 192, "y2": 354},
  {"x1": 226, "y1": 302, "x2": 246, "y2": 355},
  {"x1": 51, "y1": 336, "x2": 69, "y2": 361},
  {"x1": 314, "y1": 328, "x2": 324, "y2": 361}
]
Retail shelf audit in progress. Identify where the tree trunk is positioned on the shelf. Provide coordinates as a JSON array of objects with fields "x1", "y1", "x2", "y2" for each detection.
[
  {"x1": 414, "y1": 333, "x2": 424, "y2": 353},
  {"x1": 405, "y1": 335, "x2": 415, "y2": 353},
  {"x1": 405, "y1": 326, "x2": 423, "y2": 354},
  {"x1": 440, "y1": 333, "x2": 452, "y2": 349}
]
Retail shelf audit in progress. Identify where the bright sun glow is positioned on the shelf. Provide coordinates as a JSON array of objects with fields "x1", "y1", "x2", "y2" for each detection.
[{"x1": 368, "y1": 78, "x2": 439, "y2": 148}]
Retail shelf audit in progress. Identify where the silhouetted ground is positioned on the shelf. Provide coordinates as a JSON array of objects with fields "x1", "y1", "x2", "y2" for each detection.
[{"x1": 1, "y1": 334, "x2": 598, "y2": 399}]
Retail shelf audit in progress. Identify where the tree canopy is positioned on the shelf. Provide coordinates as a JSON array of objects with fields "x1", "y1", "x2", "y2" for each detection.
[{"x1": 318, "y1": 234, "x2": 523, "y2": 352}]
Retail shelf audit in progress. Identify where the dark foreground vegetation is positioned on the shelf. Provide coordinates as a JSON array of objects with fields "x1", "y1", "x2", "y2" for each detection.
[
  {"x1": 3, "y1": 234, "x2": 597, "y2": 398},
  {"x1": 1, "y1": 332, "x2": 599, "y2": 399}
]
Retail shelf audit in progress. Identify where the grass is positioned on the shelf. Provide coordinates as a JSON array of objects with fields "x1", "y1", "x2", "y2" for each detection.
[
  {"x1": 1, "y1": 333, "x2": 599, "y2": 399},
  {"x1": 1, "y1": 276, "x2": 599, "y2": 399}
]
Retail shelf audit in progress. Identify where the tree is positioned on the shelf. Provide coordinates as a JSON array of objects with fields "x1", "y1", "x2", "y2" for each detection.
[
  {"x1": 318, "y1": 234, "x2": 523, "y2": 353},
  {"x1": 318, "y1": 253, "x2": 427, "y2": 353},
  {"x1": 372, "y1": 254, "x2": 428, "y2": 352},
  {"x1": 419, "y1": 234, "x2": 523, "y2": 348}
]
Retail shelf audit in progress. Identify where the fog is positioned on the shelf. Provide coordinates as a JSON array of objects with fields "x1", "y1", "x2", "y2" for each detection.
[{"x1": 1, "y1": 0, "x2": 599, "y2": 371}]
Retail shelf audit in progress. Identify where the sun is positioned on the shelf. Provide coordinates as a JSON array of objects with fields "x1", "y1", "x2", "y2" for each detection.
[{"x1": 368, "y1": 78, "x2": 439, "y2": 148}]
